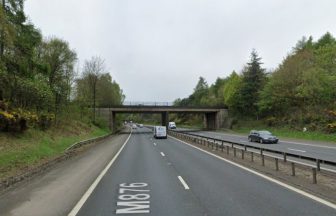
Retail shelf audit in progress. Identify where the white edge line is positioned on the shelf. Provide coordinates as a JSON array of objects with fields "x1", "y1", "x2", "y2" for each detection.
[
  {"x1": 169, "y1": 135, "x2": 336, "y2": 210},
  {"x1": 288, "y1": 148, "x2": 306, "y2": 153},
  {"x1": 68, "y1": 132, "x2": 132, "y2": 216},
  {"x1": 177, "y1": 176, "x2": 190, "y2": 190},
  {"x1": 160, "y1": 152, "x2": 165, "y2": 157}
]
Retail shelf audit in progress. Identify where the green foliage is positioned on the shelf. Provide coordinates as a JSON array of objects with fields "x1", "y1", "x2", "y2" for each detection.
[
  {"x1": 236, "y1": 50, "x2": 266, "y2": 117},
  {"x1": 258, "y1": 33, "x2": 336, "y2": 130},
  {"x1": 223, "y1": 71, "x2": 242, "y2": 111},
  {"x1": 175, "y1": 33, "x2": 336, "y2": 133},
  {"x1": 0, "y1": 1, "x2": 124, "y2": 133}
]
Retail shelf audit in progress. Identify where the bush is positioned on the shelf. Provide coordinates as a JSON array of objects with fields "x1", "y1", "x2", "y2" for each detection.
[
  {"x1": 38, "y1": 113, "x2": 55, "y2": 130},
  {"x1": 264, "y1": 116, "x2": 277, "y2": 126},
  {"x1": 93, "y1": 117, "x2": 109, "y2": 130},
  {"x1": 326, "y1": 122, "x2": 336, "y2": 133},
  {"x1": 0, "y1": 101, "x2": 55, "y2": 132},
  {"x1": 0, "y1": 110, "x2": 27, "y2": 132}
]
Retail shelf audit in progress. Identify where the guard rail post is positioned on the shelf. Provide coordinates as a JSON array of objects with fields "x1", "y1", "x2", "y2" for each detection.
[
  {"x1": 312, "y1": 168, "x2": 317, "y2": 184},
  {"x1": 221, "y1": 141, "x2": 224, "y2": 152},
  {"x1": 291, "y1": 162, "x2": 295, "y2": 176},
  {"x1": 261, "y1": 149, "x2": 264, "y2": 166},
  {"x1": 234, "y1": 147, "x2": 236, "y2": 157},
  {"x1": 316, "y1": 159, "x2": 320, "y2": 171},
  {"x1": 251, "y1": 152, "x2": 254, "y2": 162},
  {"x1": 241, "y1": 149, "x2": 244, "y2": 159},
  {"x1": 275, "y1": 158, "x2": 279, "y2": 171},
  {"x1": 283, "y1": 152, "x2": 287, "y2": 162}
]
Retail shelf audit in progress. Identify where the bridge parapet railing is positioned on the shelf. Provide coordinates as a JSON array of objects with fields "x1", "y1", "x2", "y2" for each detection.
[{"x1": 123, "y1": 101, "x2": 174, "y2": 106}]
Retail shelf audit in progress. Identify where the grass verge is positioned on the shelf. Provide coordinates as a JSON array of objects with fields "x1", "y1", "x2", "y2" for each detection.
[{"x1": 0, "y1": 120, "x2": 110, "y2": 179}]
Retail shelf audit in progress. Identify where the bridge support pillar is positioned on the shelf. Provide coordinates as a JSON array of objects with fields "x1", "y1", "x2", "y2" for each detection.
[
  {"x1": 109, "y1": 111, "x2": 116, "y2": 132},
  {"x1": 161, "y1": 111, "x2": 169, "y2": 128}
]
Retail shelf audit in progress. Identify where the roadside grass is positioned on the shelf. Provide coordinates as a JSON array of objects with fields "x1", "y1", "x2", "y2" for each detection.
[
  {"x1": 0, "y1": 120, "x2": 110, "y2": 179},
  {"x1": 230, "y1": 120, "x2": 336, "y2": 143}
]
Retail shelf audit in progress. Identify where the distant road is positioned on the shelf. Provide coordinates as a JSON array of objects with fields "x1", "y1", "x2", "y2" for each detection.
[
  {"x1": 73, "y1": 127, "x2": 335, "y2": 215},
  {"x1": 180, "y1": 129, "x2": 336, "y2": 163}
]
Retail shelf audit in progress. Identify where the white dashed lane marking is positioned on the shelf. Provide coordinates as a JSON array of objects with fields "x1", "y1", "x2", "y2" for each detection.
[
  {"x1": 288, "y1": 148, "x2": 306, "y2": 153},
  {"x1": 177, "y1": 176, "x2": 190, "y2": 190}
]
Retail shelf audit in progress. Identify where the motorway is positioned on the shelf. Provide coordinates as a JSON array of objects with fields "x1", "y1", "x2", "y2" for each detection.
[
  {"x1": 180, "y1": 130, "x2": 336, "y2": 163},
  {"x1": 71, "y1": 127, "x2": 335, "y2": 215}
]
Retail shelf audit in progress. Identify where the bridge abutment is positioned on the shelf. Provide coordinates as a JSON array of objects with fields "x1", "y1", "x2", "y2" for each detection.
[{"x1": 204, "y1": 109, "x2": 228, "y2": 130}]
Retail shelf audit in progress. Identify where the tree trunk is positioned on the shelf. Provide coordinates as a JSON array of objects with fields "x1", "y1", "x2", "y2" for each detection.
[{"x1": 0, "y1": 0, "x2": 5, "y2": 58}]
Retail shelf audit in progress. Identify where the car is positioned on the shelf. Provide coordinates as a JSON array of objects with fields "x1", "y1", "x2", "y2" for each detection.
[
  {"x1": 153, "y1": 126, "x2": 167, "y2": 139},
  {"x1": 139, "y1": 124, "x2": 143, "y2": 128},
  {"x1": 168, "y1": 122, "x2": 176, "y2": 129},
  {"x1": 132, "y1": 124, "x2": 137, "y2": 129},
  {"x1": 248, "y1": 130, "x2": 278, "y2": 144}
]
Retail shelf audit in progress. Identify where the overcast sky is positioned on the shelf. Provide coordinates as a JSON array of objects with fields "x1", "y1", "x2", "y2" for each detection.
[{"x1": 25, "y1": 0, "x2": 336, "y2": 102}]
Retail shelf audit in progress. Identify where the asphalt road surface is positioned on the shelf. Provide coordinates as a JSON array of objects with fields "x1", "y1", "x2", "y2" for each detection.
[
  {"x1": 181, "y1": 130, "x2": 336, "y2": 163},
  {"x1": 72, "y1": 127, "x2": 335, "y2": 216}
]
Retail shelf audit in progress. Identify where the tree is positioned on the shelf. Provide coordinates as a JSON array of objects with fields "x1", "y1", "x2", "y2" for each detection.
[
  {"x1": 191, "y1": 76, "x2": 209, "y2": 106},
  {"x1": 40, "y1": 37, "x2": 77, "y2": 118},
  {"x1": 223, "y1": 71, "x2": 242, "y2": 112},
  {"x1": 97, "y1": 73, "x2": 124, "y2": 107},
  {"x1": 293, "y1": 36, "x2": 313, "y2": 53},
  {"x1": 82, "y1": 56, "x2": 105, "y2": 123},
  {"x1": 237, "y1": 50, "x2": 266, "y2": 117}
]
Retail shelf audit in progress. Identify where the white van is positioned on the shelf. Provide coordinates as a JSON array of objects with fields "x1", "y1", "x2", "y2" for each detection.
[
  {"x1": 153, "y1": 126, "x2": 167, "y2": 139},
  {"x1": 168, "y1": 122, "x2": 176, "y2": 129}
]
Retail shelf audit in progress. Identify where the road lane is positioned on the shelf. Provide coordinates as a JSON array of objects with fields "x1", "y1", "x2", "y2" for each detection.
[
  {"x1": 184, "y1": 130, "x2": 336, "y2": 163},
  {"x1": 75, "y1": 128, "x2": 205, "y2": 216},
  {"x1": 157, "y1": 134, "x2": 336, "y2": 215},
  {"x1": 73, "y1": 127, "x2": 335, "y2": 215}
]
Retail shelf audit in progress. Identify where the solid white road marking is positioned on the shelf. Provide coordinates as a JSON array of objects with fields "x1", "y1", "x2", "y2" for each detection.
[
  {"x1": 288, "y1": 148, "x2": 306, "y2": 153},
  {"x1": 177, "y1": 176, "x2": 190, "y2": 190},
  {"x1": 68, "y1": 132, "x2": 132, "y2": 216},
  {"x1": 169, "y1": 135, "x2": 336, "y2": 210},
  {"x1": 160, "y1": 152, "x2": 165, "y2": 157}
]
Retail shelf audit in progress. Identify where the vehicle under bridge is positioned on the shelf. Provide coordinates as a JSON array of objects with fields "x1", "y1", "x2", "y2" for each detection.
[{"x1": 96, "y1": 105, "x2": 228, "y2": 132}]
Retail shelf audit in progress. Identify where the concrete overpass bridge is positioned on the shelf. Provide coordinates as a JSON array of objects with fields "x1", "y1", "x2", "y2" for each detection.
[{"x1": 96, "y1": 105, "x2": 228, "y2": 132}]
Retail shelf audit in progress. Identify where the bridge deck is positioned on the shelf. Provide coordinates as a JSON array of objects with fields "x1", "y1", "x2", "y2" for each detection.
[{"x1": 98, "y1": 106, "x2": 225, "y2": 113}]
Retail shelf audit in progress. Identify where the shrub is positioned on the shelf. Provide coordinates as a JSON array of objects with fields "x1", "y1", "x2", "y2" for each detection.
[
  {"x1": 264, "y1": 116, "x2": 277, "y2": 126},
  {"x1": 326, "y1": 122, "x2": 336, "y2": 133},
  {"x1": 38, "y1": 113, "x2": 55, "y2": 130},
  {"x1": 0, "y1": 101, "x2": 54, "y2": 132},
  {"x1": 0, "y1": 110, "x2": 27, "y2": 132}
]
